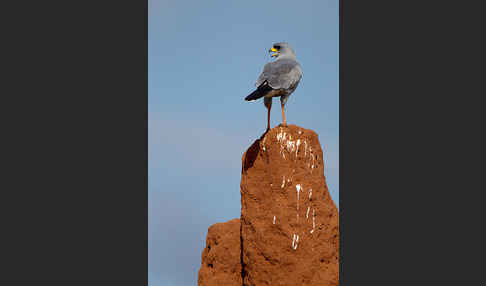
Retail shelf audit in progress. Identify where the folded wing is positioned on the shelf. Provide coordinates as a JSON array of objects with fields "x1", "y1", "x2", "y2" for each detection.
[{"x1": 255, "y1": 59, "x2": 302, "y2": 91}]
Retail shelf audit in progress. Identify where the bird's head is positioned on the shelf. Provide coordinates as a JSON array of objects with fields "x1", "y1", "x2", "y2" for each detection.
[{"x1": 269, "y1": 42, "x2": 296, "y2": 59}]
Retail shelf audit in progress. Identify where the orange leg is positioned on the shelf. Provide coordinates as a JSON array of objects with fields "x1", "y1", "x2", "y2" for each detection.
[
  {"x1": 264, "y1": 98, "x2": 272, "y2": 131},
  {"x1": 281, "y1": 103, "x2": 287, "y2": 127},
  {"x1": 267, "y1": 106, "x2": 271, "y2": 131}
]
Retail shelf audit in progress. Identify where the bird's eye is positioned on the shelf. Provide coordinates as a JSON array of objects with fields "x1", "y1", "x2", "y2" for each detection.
[{"x1": 274, "y1": 45, "x2": 281, "y2": 50}]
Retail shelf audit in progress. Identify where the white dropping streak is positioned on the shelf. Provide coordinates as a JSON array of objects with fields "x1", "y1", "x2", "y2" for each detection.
[
  {"x1": 286, "y1": 140, "x2": 295, "y2": 153},
  {"x1": 292, "y1": 234, "x2": 299, "y2": 250},
  {"x1": 281, "y1": 176, "x2": 286, "y2": 188},
  {"x1": 273, "y1": 216, "x2": 276, "y2": 224},
  {"x1": 306, "y1": 206, "x2": 310, "y2": 218},
  {"x1": 296, "y1": 139, "x2": 301, "y2": 156},
  {"x1": 309, "y1": 188, "x2": 313, "y2": 200},
  {"x1": 310, "y1": 209, "x2": 316, "y2": 234},
  {"x1": 296, "y1": 184, "x2": 301, "y2": 210}
]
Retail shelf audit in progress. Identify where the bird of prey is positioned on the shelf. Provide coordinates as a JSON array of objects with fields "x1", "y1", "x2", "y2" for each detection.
[{"x1": 245, "y1": 42, "x2": 302, "y2": 131}]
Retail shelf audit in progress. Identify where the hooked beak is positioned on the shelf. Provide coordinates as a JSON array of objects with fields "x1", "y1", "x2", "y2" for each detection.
[{"x1": 269, "y1": 47, "x2": 279, "y2": 57}]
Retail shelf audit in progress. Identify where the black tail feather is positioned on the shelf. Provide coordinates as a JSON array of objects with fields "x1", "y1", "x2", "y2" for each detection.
[{"x1": 245, "y1": 83, "x2": 272, "y2": 101}]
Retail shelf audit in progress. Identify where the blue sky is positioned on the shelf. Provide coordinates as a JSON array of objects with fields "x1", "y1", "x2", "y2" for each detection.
[{"x1": 149, "y1": 1, "x2": 338, "y2": 285}]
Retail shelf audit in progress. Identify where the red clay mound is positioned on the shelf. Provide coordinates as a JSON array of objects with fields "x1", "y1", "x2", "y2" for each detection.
[
  {"x1": 199, "y1": 125, "x2": 339, "y2": 286},
  {"x1": 198, "y1": 218, "x2": 242, "y2": 286}
]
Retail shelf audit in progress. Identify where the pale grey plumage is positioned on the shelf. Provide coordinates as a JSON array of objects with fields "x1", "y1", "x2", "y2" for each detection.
[
  {"x1": 244, "y1": 42, "x2": 302, "y2": 129},
  {"x1": 256, "y1": 59, "x2": 302, "y2": 90},
  {"x1": 254, "y1": 42, "x2": 302, "y2": 105}
]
